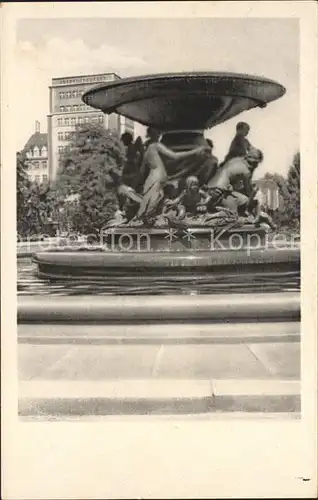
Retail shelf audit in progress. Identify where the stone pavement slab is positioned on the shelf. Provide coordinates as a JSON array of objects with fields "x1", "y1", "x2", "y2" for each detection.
[
  {"x1": 155, "y1": 344, "x2": 270, "y2": 378},
  {"x1": 18, "y1": 379, "x2": 300, "y2": 417},
  {"x1": 19, "y1": 379, "x2": 212, "y2": 399},
  {"x1": 18, "y1": 341, "x2": 300, "y2": 381},
  {"x1": 247, "y1": 342, "x2": 300, "y2": 378},
  {"x1": 18, "y1": 344, "x2": 78, "y2": 380},
  {"x1": 19, "y1": 344, "x2": 160, "y2": 380}
]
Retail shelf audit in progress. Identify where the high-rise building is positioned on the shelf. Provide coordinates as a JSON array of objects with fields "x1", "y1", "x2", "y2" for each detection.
[
  {"x1": 47, "y1": 72, "x2": 135, "y2": 181},
  {"x1": 23, "y1": 121, "x2": 49, "y2": 184}
]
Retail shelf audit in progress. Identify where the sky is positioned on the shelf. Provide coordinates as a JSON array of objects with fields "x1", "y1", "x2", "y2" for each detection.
[{"x1": 16, "y1": 18, "x2": 299, "y2": 178}]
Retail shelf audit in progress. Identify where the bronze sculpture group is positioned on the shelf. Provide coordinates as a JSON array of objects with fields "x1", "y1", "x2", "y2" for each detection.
[{"x1": 108, "y1": 122, "x2": 275, "y2": 230}]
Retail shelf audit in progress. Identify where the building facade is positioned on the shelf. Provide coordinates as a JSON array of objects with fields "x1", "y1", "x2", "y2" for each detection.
[
  {"x1": 255, "y1": 177, "x2": 280, "y2": 211},
  {"x1": 23, "y1": 121, "x2": 49, "y2": 184},
  {"x1": 47, "y1": 72, "x2": 135, "y2": 181}
]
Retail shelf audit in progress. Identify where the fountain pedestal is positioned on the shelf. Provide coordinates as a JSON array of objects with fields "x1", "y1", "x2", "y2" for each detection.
[{"x1": 103, "y1": 225, "x2": 267, "y2": 252}]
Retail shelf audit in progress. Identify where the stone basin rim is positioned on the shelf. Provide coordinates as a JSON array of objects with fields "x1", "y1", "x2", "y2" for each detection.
[
  {"x1": 83, "y1": 70, "x2": 286, "y2": 94},
  {"x1": 32, "y1": 247, "x2": 300, "y2": 267}
]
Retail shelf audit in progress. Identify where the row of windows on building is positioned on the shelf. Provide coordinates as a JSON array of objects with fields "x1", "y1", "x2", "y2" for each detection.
[
  {"x1": 58, "y1": 131, "x2": 76, "y2": 141},
  {"x1": 26, "y1": 146, "x2": 48, "y2": 158},
  {"x1": 59, "y1": 89, "x2": 85, "y2": 99},
  {"x1": 55, "y1": 75, "x2": 113, "y2": 86},
  {"x1": 58, "y1": 145, "x2": 71, "y2": 154},
  {"x1": 27, "y1": 160, "x2": 48, "y2": 169},
  {"x1": 59, "y1": 104, "x2": 91, "y2": 113},
  {"x1": 31, "y1": 174, "x2": 48, "y2": 184},
  {"x1": 57, "y1": 115, "x2": 104, "y2": 127}
]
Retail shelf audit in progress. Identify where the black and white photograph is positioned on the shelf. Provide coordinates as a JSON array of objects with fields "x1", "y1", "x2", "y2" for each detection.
[
  {"x1": 16, "y1": 15, "x2": 301, "y2": 418},
  {"x1": 2, "y1": 2, "x2": 317, "y2": 499}
]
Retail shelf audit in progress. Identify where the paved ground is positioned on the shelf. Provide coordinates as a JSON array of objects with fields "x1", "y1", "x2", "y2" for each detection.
[
  {"x1": 18, "y1": 322, "x2": 300, "y2": 417},
  {"x1": 19, "y1": 340, "x2": 300, "y2": 381}
]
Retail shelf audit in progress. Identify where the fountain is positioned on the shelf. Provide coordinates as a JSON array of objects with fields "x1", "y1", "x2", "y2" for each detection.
[
  {"x1": 33, "y1": 72, "x2": 300, "y2": 282},
  {"x1": 19, "y1": 72, "x2": 300, "y2": 419}
]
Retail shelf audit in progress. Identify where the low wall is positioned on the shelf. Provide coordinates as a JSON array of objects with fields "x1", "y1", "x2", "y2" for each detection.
[{"x1": 18, "y1": 292, "x2": 300, "y2": 324}]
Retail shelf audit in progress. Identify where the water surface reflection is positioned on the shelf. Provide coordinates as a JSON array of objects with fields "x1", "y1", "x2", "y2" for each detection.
[{"x1": 18, "y1": 258, "x2": 301, "y2": 297}]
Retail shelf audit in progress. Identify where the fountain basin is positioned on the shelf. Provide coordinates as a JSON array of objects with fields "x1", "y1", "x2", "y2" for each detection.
[{"x1": 33, "y1": 246, "x2": 300, "y2": 281}]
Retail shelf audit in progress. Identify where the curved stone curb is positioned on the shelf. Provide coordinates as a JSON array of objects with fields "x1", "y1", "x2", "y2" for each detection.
[
  {"x1": 18, "y1": 380, "x2": 301, "y2": 417},
  {"x1": 17, "y1": 293, "x2": 300, "y2": 323}
]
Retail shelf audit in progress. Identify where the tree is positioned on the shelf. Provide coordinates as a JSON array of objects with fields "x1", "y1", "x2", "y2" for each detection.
[
  {"x1": 285, "y1": 151, "x2": 300, "y2": 222},
  {"x1": 263, "y1": 152, "x2": 300, "y2": 230},
  {"x1": 52, "y1": 122, "x2": 125, "y2": 234}
]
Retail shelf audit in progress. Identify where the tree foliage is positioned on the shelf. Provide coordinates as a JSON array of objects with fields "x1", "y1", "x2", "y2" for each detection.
[
  {"x1": 263, "y1": 152, "x2": 300, "y2": 230},
  {"x1": 284, "y1": 151, "x2": 300, "y2": 225},
  {"x1": 52, "y1": 122, "x2": 125, "y2": 234},
  {"x1": 56, "y1": 122, "x2": 125, "y2": 194},
  {"x1": 17, "y1": 152, "x2": 30, "y2": 232}
]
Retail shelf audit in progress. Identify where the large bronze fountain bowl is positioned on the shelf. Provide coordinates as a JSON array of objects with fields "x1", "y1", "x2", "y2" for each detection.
[{"x1": 82, "y1": 71, "x2": 285, "y2": 132}]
